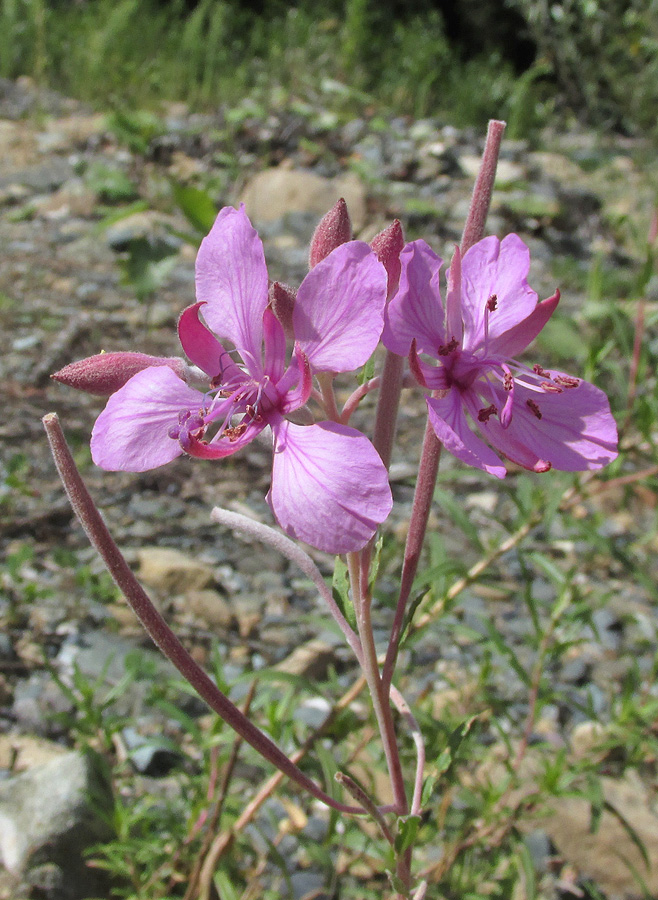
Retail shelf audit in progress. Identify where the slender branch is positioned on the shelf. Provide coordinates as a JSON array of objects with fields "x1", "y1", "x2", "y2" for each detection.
[
  {"x1": 348, "y1": 552, "x2": 408, "y2": 818},
  {"x1": 316, "y1": 371, "x2": 340, "y2": 421},
  {"x1": 335, "y1": 772, "x2": 395, "y2": 846},
  {"x1": 42, "y1": 413, "x2": 363, "y2": 816},
  {"x1": 390, "y1": 685, "x2": 425, "y2": 818},
  {"x1": 382, "y1": 420, "x2": 441, "y2": 694},
  {"x1": 340, "y1": 375, "x2": 382, "y2": 425},
  {"x1": 182, "y1": 681, "x2": 257, "y2": 900}
]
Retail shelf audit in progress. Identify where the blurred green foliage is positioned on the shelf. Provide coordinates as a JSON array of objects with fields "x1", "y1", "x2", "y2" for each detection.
[
  {"x1": 508, "y1": 0, "x2": 658, "y2": 134},
  {"x1": 0, "y1": 0, "x2": 655, "y2": 137}
]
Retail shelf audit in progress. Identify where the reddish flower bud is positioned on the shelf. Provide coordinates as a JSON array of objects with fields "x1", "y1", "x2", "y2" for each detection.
[
  {"x1": 52, "y1": 352, "x2": 188, "y2": 397},
  {"x1": 269, "y1": 281, "x2": 297, "y2": 339},
  {"x1": 370, "y1": 219, "x2": 404, "y2": 299},
  {"x1": 309, "y1": 198, "x2": 352, "y2": 268}
]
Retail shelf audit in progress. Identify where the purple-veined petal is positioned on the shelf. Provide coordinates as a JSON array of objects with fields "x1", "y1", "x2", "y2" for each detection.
[
  {"x1": 480, "y1": 374, "x2": 618, "y2": 472},
  {"x1": 195, "y1": 205, "x2": 268, "y2": 374},
  {"x1": 383, "y1": 240, "x2": 446, "y2": 357},
  {"x1": 262, "y1": 307, "x2": 287, "y2": 384},
  {"x1": 268, "y1": 419, "x2": 393, "y2": 554},
  {"x1": 426, "y1": 391, "x2": 507, "y2": 478},
  {"x1": 488, "y1": 290, "x2": 560, "y2": 360},
  {"x1": 279, "y1": 345, "x2": 313, "y2": 414},
  {"x1": 462, "y1": 388, "x2": 551, "y2": 472},
  {"x1": 293, "y1": 241, "x2": 387, "y2": 372},
  {"x1": 178, "y1": 302, "x2": 243, "y2": 383},
  {"x1": 461, "y1": 234, "x2": 539, "y2": 353},
  {"x1": 91, "y1": 367, "x2": 203, "y2": 472}
]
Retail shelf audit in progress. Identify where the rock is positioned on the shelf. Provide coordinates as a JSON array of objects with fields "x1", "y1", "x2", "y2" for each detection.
[
  {"x1": 185, "y1": 589, "x2": 235, "y2": 630},
  {"x1": 12, "y1": 673, "x2": 74, "y2": 735},
  {"x1": 0, "y1": 735, "x2": 68, "y2": 772},
  {"x1": 104, "y1": 211, "x2": 180, "y2": 252},
  {"x1": 240, "y1": 166, "x2": 366, "y2": 231},
  {"x1": 544, "y1": 772, "x2": 658, "y2": 898},
  {"x1": 477, "y1": 744, "x2": 658, "y2": 899},
  {"x1": 0, "y1": 749, "x2": 114, "y2": 899},
  {"x1": 136, "y1": 546, "x2": 216, "y2": 594},
  {"x1": 274, "y1": 638, "x2": 336, "y2": 680},
  {"x1": 570, "y1": 720, "x2": 608, "y2": 760},
  {"x1": 0, "y1": 157, "x2": 73, "y2": 193},
  {"x1": 120, "y1": 726, "x2": 182, "y2": 776},
  {"x1": 459, "y1": 154, "x2": 525, "y2": 186}
]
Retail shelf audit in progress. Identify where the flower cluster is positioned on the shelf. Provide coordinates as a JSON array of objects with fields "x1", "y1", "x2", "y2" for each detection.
[
  {"x1": 54, "y1": 204, "x2": 617, "y2": 554},
  {"x1": 384, "y1": 235, "x2": 618, "y2": 476}
]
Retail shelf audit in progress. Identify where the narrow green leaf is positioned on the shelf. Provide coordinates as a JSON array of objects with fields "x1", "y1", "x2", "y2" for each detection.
[
  {"x1": 170, "y1": 181, "x2": 218, "y2": 234},
  {"x1": 333, "y1": 556, "x2": 356, "y2": 630},
  {"x1": 358, "y1": 351, "x2": 377, "y2": 385},
  {"x1": 394, "y1": 814, "x2": 421, "y2": 854}
]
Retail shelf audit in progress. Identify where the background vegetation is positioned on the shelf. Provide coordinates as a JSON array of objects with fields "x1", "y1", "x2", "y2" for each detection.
[{"x1": 1, "y1": 0, "x2": 657, "y2": 137}]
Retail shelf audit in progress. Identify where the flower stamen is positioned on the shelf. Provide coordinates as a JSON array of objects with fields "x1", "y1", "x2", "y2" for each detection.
[
  {"x1": 526, "y1": 398, "x2": 542, "y2": 419},
  {"x1": 478, "y1": 403, "x2": 498, "y2": 422}
]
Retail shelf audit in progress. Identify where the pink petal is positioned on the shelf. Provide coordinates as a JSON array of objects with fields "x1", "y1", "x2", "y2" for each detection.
[
  {"x1": 279, "y1": 345, "x2": 313, "y2": 414},
  {"x1": 91, "y1": 367, "x2": 204, "y2": 472},
  {"x1": 268, "y1": 420, "x2": 393, "y2": 553},
  {"x1": 293, "y1": 242, "x2": 387, "y2": 372},
  {"x1": 383, "y1": 240, "x2": 446, "y2": 357},
  {"x1": 194, "y1": 205, "x2": 268, "y2": 373},
  {"x1": 262, "y1": 307, "x2": 287, "y2": 383},
  {"x1": 481, "y1": 374, "x2": 618, "y2": 472},
  {"x1": 426, "y1": 391, "x2": 507, "y2": 478},
  {"x1": 488, "y1": 290, "x2": 560, "y2": 359},
  {"x1": 462, "y1": 389, "x2": 551, "y2": 472},
  {"x1": 178, "y1": 303, "x2": 243, "y2": 383},
  {"x1": 460, "y1": 234, "x2": 539, "y2": 353}
]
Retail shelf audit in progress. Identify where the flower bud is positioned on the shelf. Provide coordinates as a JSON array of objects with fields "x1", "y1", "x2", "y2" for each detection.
[
  {"x1": 370, "y1": 219, "x2": 404, "y2": 299},
  {"x1": 309, "y1": 198, "x2": 352, "y2": 268},
  {"x1": 268, "y1": 281, "x2": 297, "y2": 340},
  {"x1": 52, "y1": 352, "x2": 188, "y2": 396}
]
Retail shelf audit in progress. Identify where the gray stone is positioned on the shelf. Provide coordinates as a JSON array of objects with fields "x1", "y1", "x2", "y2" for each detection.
[
  {"x1": 0, "y1": 749, "x2": 114, "y2": 898},
  {"x1": 0, "y1": 158, "x2": 73, "y2": 193},
  {"x1": 12, "y1": 673, "x2": 74, "y2": 735}
]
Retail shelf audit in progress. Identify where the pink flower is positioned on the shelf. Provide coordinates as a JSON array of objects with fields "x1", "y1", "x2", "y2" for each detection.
[
  {"x1": 383, "y1": 234, "x2": 618, "y2": 477},
  {"x1": 91, "y1": 205, "x2": 392, "y2": 553}
]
